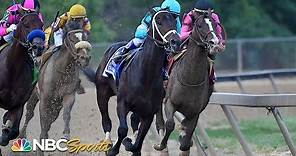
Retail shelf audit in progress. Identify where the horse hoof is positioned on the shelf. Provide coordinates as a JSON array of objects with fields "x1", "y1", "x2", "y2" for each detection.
[
  {"x1": 106, "y1": 149, "x2": 119, "y2": 156},
  {"x1": 153, "y1": 143, "x2": 167, "y2": 151},
  {"x1": 132, "y1": 151, "x2": 141, "y2": 156},
  {"x1": 122, "y1": 137, "x2": 133, "y2": 151},
  {"x1": 179, "y1": 150, "x2": 190, "y2": 156},
  {"x1": 62, "y1": 134, "x2": 70, "y2": 141},
  {"x1": 76, "y1": 86, "x2": 85, "y2": 94},
  {"x1": 0, "y1": 135, "x2": 10, "y2": 146}
]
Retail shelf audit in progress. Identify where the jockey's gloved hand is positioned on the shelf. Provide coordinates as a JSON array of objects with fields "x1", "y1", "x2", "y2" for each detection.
[{"x1": 6, "y1": 24, "x2": 17, "y2": 33}]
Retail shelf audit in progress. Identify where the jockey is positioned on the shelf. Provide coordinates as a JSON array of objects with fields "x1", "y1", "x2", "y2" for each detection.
[
  {"x1": 45, "y1": 4, "x2": 91, "y2": 48},
  {"x1": 113, "y1": 0, "x2": 181, "y2": 62},
  {"x1": 180, "y1": 0, "x2": 226, "y2": 85},
  {"x1": 180, "y1": 0, "x2": 226, "y2": 56},
  {"x1": 0, "y1": 0, "x2": 43, "y2": 45}
]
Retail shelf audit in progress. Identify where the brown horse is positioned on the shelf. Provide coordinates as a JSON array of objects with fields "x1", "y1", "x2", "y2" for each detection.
[
  {"x1": 83, "y1": 10, "x2": 181, "y2": 156},
  {"x1": 0, "y1": 13, "x2": 44, "y2": 146},
  {"x1": 154, "y1": 10, "x2": 221, "y2": 156}
]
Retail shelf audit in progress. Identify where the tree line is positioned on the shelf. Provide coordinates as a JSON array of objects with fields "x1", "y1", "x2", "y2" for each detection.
[{"x1": 0, "y1": 0, "x2": 295, "y2": 42}]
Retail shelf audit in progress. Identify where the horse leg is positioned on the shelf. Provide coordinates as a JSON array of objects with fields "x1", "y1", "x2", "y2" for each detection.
[
  {"x1": 38, "y1": 97, "x2": 62, "y2": 156},
  {"x1": 130, "y1": 113, "x2": 140, "y2": 139},
  {"x1": 76, "y1": 79, "x2": 85, "y2": 94},
  {"x1": 154, "y1": 100, "x2": 176, "y2": 151},
  {"x1": 0, "y1": 106, "x2": 24, "y2": 146},
  {"x1": 123, "y1": 116, "x2": 153, "y2": 156},
  {"x1": 107, "y1": 102, "x2": 128, "y2": 156},
  {"x1": 156, "y1": 101, "x2": 165, "y2": 135},
  {"x1": 156, "y1": 87, "x2": 167, "y2": 135},
  {"x1": 62, "y1": 93, "x2": 75, "y2": 140},
  {"x1": 97, "y1": 84, "x2": 113, "y2": 141},
  {"x1": 178, "y1": 115, "x2": 199, "y2": 156},
  {"x1": 19, "y1": 89, "x2": 39, "y2": 138},
  {"x1": 155, "y1": 103, "x2": 169, "y2": 154}
]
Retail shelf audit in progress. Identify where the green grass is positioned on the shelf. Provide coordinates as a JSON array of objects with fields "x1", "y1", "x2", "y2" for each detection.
[{"x1": 169, "y1": 116, "x2": 296, "y2": 153}]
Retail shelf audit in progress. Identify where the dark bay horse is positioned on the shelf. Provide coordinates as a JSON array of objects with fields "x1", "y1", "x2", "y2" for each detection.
[
  {"x1": 84, "y1": 10, "x2": 181, "y2": 156},
  {"x1": 19, "y1": 21, "x2": 92, "y2": 142},
  {"x1": 154, "y1": 11, "x2": 221, "y2": 156},
  {"x1": 0, "y1": 13, "x2": 44, "y2": 146}
]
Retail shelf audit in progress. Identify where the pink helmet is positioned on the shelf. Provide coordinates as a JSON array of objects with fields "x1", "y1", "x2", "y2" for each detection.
[{"x1": 21, "y1": 0, "x2": 40, "y2": 11}]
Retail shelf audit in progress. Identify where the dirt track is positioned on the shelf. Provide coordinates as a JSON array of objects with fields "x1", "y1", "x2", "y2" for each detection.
[{"x1": 0, "y1": 78, "x2": 295, "y2": 156}]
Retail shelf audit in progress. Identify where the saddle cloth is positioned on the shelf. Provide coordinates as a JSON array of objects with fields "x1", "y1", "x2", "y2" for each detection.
[{"x1": 102, "y1": 47, "x2": 141, "y2": 84}]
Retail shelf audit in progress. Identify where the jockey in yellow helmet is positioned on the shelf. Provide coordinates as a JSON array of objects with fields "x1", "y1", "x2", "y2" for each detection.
[{"x1": 45, "y1": 4, "x2": 91, "y2": 48}]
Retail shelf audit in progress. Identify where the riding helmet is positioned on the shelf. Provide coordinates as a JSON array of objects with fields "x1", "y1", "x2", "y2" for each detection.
[
  {"x1": 69, "y1": 4, "x2": 86, "y2": 18},
  {"x1": 161, "y1": 0, "x2": 181, "y2": 15},
  {"x1": 21, "y1": 0, "x2": 40, "y2": 11},
  {"x1": 194, "y1": 0, "x2": 214, "y2": 12}
]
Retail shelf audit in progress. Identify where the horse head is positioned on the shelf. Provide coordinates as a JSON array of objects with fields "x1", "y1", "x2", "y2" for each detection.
[
  {"x1": 63, "y1": 20, "x2": 92, "y2": 68},
  {"x1": 15, "y1": 12, "x2": 45, "y2": 57},
  {"x1": 191, "y1": 9, "x2": 220, "y2": 54},
  {"x1": 149, "y1": 9, "x2": 181, "y2": 54}
]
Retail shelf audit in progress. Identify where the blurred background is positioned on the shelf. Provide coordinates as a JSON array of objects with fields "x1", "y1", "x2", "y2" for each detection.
[{"x1": 0, "y1": 0, "x2": 296, "y2": 156}]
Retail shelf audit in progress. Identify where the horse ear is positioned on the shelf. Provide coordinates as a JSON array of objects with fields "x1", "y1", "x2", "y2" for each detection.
[{"x1": 191, "y1": 11, "x2": 199, "y2": 21}]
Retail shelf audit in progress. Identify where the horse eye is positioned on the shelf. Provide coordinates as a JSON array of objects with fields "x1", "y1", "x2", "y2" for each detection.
[{"x1": 24, "y1": 23, "x2": 30, "y2": 28}]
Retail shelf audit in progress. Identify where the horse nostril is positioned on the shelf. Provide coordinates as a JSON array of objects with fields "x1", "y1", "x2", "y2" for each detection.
[
  {"x1": 170, "y1": 39, "x2": 177, "y2": 46},
  {"x1": 209, "y1": 41, "x2": 215, "y2": 45}
]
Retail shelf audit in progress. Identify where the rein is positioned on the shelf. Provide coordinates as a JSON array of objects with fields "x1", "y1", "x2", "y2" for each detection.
[
  {"x1": 176, "y1": 14, "x2": 214, "y2": 87},
  {"x1": 189, "y1": 13, "x2": 217, "y2": 50},
  {"x1": 12, "y1": 12, "x2": 42, "y2": 54},
  {"x1": 63, "y1": 29, "x2": 83, "y2": 59},
  {"x1": 54, "y1": 29, "x2": 86, "y2": 74}
]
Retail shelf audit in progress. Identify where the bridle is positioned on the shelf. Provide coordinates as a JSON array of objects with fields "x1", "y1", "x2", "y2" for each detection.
[
  {"x1": 63, "y1": 29, "x2": 85, "y2": 60},
  {"x1": 12, "y1": 12, "x2": 44, "y2": 63},
  {"x1": 149, "y1": 10, "x2": 178, "y2": 48},
  {"x1": 189, "y1": 11, "x2": 218, "y2": 50}
]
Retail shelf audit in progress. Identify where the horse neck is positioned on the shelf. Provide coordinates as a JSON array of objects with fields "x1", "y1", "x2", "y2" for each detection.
[
  {"x1": 7, "y1": 41, "x2": 30, "y2": 72},
  {"x1": 55, "y1": 46, "x2": 77, "y2": 73},
  {"x1": 178, "y1": 38, "x2": 208, "y2": 83},
  {"x1": 136, "y1": 38, "x2": 165, "y2": 81}
]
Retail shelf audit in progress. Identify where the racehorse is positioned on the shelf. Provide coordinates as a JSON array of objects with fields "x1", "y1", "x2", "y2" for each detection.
[
  {"x1": 0, "y1": 13, "x2": 44, "y2": 146},
  {"x1": 19, "y1": 19, "x2": 91, "y2": 154},
  {"x1": 154, "y1": 10, "x2": 221, "y2": 156},
  {"x1": 83, "y1": 9, "x2": 181, "y2": 156}
]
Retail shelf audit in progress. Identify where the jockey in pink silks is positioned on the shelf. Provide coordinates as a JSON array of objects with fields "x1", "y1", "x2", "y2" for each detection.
[
  {"x1": 180, "y1": 0, "x2": 226, "y2": 84},
  {"x1": 180, "y1": 0, "x2": 226, "y2": 57},
  {"x1": 0, "y1": 0, "x2": 43, "y2": 45}
]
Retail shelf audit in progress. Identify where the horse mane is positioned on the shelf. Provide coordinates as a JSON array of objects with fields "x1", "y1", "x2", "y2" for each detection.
[
  {"x1": 63, "y1": 20, "x2": 83, "y2": 33},
  {"x1": 15, "y1": 13, "x2": 40, "y2": 42}
]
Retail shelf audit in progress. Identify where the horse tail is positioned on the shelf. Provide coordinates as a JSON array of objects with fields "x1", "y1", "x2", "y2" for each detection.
[{"x1": 82, "y1": 66, "x2": 96, "y2": 83}]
